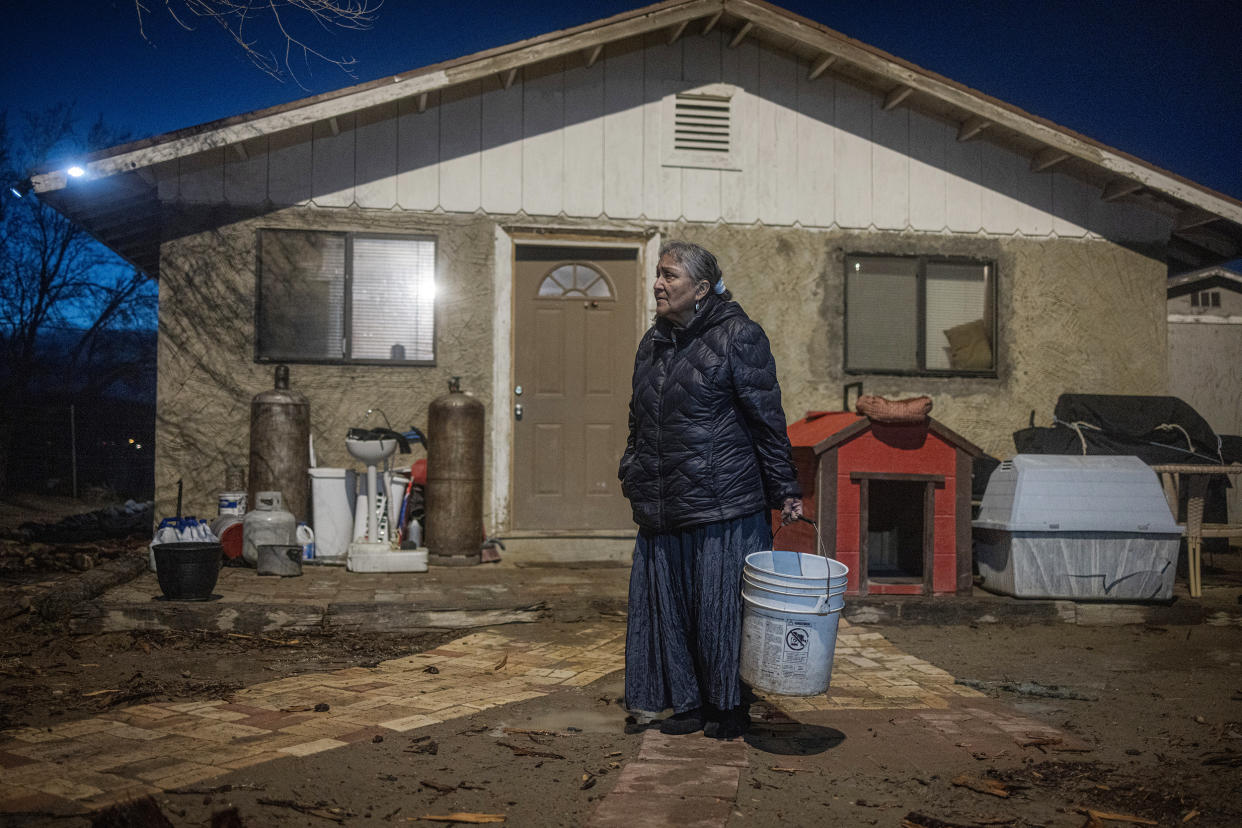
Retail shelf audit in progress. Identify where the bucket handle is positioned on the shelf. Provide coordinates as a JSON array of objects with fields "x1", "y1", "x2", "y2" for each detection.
[
  {"x1": 772, "y1": 516, "x2": 837, "y2": 612},
  {"x1": 773, "y1": 515, "x2": 828, "y2": 558}
]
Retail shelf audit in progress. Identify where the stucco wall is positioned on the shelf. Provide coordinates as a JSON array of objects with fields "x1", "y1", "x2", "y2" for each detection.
[
  {"x1": 155, "y1": 207, "x2": 497, "y2": 521},
  {"x1": 657, "y1": 224, "x2": 1168, "y2": 460},
  {"x1": 155, "y1": 209, "x2": 1168, "y2": 526},
  {"x1": 1167, "y1": 322, "x2": 1242, "y2": 438}
]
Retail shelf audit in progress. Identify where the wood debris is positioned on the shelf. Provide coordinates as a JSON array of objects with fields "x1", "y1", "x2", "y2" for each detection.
[
  {"x1": 257, "y1": 797, "x2": 354, "y2": 823},
  {"x1": 769, "y1": 766, "x2": 805, "y2": 774},
  {"x1": 409, "y1": 814, "x2": 505, "y2": 824},
  {"x1": 420, "y1": 780, "x2": 456, "y2": 794},
  {"x1": 502, "y1": 727, "x2": 559, "y2": 736},
  {"x1": 1075, "y1": 807, "x2": 1158, "y2": 826},
  {"x1": 950, "y1": 774, "x2": 1012, "y2": 798},
  {"x1": 899, "y1": 814, "x2": 983, "y2": 824},
  {"x1": 496, "y1": 740, "x2": 564, "y2": 760}
]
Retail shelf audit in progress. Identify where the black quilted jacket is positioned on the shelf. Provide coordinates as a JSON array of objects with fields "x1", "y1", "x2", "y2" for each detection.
[{"x1": 618, "y1": 296, "x2": 801, "y2": 532}]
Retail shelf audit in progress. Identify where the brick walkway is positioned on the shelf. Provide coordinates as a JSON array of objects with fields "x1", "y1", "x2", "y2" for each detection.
[{"x1": 0, "y1": 620, "x2": 1082, "y2": 819}]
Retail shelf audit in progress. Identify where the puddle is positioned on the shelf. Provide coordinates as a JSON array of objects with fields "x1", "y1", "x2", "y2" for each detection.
[{"x1": 507, "y1": 707, "x2": 627, "y2": 734}]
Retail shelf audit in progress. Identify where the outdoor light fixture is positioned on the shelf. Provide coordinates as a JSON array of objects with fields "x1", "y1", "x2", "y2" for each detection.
[
  {"x1": 66, "y1": 165, "x2": 85, "y2": 178},
  {"x1": 7, "y1": 180, "x2": 31, "y2": 198}
]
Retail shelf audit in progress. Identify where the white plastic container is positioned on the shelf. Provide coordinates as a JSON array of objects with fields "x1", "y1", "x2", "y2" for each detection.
[
  {"x1": 973, "y1": 455, "x2": 1182, "y2": 601},
  {"x1": 388, "y1": 472, "x2": 410, "y2": 532},
  {"x1": 309, "y1": 468, "x2": 352, "y2": 565},
  {"x1": 217, "y1": 491, "x2": 247, "y2": 516},
  {"x1": 242, "y1": 491, "x2": 297, "y2": 566},
  {"x1": 739, "y1": 548, "x2": 849, "y2": 696},
  {"x1": 347, "y1": 547, "x2": 429, "y2": 573},
  {"x1": 740, "y1": 593, "x2": 843, "y2": 697}
]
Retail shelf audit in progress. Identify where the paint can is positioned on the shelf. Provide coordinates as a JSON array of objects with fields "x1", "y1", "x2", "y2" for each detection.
[{"x1": 218, "y1": 491, "x2": 247, "y2": 516}]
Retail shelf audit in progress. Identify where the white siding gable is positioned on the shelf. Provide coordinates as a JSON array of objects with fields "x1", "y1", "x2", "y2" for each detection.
[{"x1": 158, "y1": 31, "x2": 1170, "y2": 244}]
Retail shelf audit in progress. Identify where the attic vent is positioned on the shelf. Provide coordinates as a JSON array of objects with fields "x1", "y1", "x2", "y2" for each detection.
[
  {"x1": 662, "y1": 83, "x2": 741, "y2": 171},
  {"x1": 999, "y1": 461, "x2": 1014, "y2": 471},
  {"x1": 673, "y1": 94, "x2": 731, "y2": 154}
]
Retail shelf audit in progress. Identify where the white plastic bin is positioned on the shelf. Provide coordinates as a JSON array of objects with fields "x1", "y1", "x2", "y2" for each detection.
[
  {"x1": 973, "y1": 455, "x2": 1182, "y2": 601},
  {"x1": 309, "y1": 468, "x2": 353, "y2": 564}
]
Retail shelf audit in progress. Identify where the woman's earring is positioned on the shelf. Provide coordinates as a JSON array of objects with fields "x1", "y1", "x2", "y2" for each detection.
[{"x1": 695, "y1": 300, "x2": 700, "y2": 313}]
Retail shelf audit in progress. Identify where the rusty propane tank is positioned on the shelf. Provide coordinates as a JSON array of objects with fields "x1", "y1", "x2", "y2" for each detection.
[
  {"x1": 425, "y1": 376, "x2": 484, "y2": 566},
  {"x1": 249, "y1": 365, "x2": 310, "y2": 523}
]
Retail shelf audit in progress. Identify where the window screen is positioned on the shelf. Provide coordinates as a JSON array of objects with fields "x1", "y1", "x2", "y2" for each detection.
[
  {"x1": 257, "y1": 230, "x2": 346, "y2": 361},
  {"x1": 257, "y1": 230, "x2": 436, "y2": 364},
  {"x1": 845, "y1": 254, "x2": 994, "y2": 375},
  {"x1": 845, "y1": 257, "x2": 918, "y2": 371}
]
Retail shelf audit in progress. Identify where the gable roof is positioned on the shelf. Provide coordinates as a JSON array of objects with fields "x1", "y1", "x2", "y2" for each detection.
[
  {"x1": 1167, "y1": 266, "x2": 1242, "y2": 298},
  {"x1": 29, "y1": 0, "x2": 1242, "y2": 278},
  {"x1": 788, "y1": 411, "x2": 984, "y2": 458}
]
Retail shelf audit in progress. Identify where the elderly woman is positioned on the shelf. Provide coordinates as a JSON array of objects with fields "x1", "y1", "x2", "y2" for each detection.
[{"x1": 619, "y1": 240, "x2": 802, "y2": 739}]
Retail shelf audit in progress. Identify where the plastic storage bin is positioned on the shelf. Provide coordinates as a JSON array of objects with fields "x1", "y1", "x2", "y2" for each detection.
[
  {"x1": 309, "y1": 468, "x2": 353, "y2": 564},
  {"x1": 973, "y1": 455, "x2": 1182, "y2": 601}
]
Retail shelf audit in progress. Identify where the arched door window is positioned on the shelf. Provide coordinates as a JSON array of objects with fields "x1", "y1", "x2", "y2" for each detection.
[{"x1": 536, "y1": 263, "x2": 614, "y2": 300}]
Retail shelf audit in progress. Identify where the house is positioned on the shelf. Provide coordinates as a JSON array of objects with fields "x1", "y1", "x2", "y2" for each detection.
[
  {"x1": 30, "y1": 0, "x2": 1242, "y2": 557},
  {"x1": 1166, "y1": 265, "x2": 1242, "y2": 534}
]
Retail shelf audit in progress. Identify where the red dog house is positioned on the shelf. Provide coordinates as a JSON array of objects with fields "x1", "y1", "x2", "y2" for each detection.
[{"x1": 774, "y1": 412, "x2": 983, "y2": 596}]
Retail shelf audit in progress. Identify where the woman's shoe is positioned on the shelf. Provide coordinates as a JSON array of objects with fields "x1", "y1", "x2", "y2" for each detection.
[
  {"x1": 704, "y1": 707, "x2": 749, "y2": 740},
  {"x1": 658, "y1": 707, "x2": 704, "y2": 735}
]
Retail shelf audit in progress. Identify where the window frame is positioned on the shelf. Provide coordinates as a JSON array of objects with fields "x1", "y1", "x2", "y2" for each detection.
[
  {"x1": 843, "y1": 253, "x2": 999, "y2": 379},
  {"x1": 255, "y1": 229, "x2": 438, "y2": 367}
]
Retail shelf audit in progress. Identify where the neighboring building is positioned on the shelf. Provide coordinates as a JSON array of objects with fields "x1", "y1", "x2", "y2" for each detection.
[
  {"x1": 30, "y1": 0, "x2": 1242, "y2": 553},
  {"x1": 1167, "y1": 266, "x2": 1242, "y2": 533},
  {"x1": 1167, "y1": 265, "x2": 1242, "y2": 442}
]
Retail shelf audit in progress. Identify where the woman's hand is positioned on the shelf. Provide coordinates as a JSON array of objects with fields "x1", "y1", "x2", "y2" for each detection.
[{"x1": 780, "y1": 497, "x2": 803, "y2": 525}]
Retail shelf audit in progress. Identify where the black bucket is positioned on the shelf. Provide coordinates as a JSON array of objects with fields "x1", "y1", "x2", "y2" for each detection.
[{"x1": 153, "y1": 542, "x2": 222, "y2": 600}]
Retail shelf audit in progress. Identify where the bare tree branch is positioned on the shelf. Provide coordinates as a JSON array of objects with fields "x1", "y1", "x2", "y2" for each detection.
[
  {"x1": 0, "y1": 107, "x2": 159, "y2": 491},
  {"x1": 133, "y1": 0, "x2": 381, "y2": 86}
]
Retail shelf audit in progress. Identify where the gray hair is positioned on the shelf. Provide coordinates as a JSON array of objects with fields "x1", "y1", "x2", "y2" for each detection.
[{"x1": 659, "y1": 240, "x2": 732, "y2": 301}]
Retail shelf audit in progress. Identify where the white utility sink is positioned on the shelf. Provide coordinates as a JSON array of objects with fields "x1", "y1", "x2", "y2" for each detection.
[{"x1": 346, "y1": 437, "x2": 398, "y2": 466}]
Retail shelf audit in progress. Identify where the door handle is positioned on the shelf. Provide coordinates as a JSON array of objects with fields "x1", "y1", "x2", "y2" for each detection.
[{"x1": 514, "y1": 403, "x2": 523, "y2": 421}]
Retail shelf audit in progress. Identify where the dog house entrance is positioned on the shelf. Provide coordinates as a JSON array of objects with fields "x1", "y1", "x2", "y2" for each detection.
[
  {"x1": 852, "y1": 472, "x2": 943, "y2": 594},
  {"x1": 868, "y1": 480, "x2": 925, "y2": 579}
]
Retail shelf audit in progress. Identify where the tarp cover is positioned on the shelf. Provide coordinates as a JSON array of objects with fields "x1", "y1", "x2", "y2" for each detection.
[{"x1": 1014, "y1": 394, "x2": 1223, "y2": 465}]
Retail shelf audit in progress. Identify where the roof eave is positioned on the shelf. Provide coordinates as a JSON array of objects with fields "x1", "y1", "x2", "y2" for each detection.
[{"x1": 28, "y1": 0, "x2": 1242, "y2": 250}]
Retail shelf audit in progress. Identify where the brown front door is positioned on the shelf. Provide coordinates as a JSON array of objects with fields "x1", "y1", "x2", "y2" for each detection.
[{"x1": 512, "y1": 244, "x2": 640, "y2": 530}]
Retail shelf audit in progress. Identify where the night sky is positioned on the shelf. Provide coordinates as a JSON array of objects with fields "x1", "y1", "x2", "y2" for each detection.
[{"x1": 4, "y1": 0, "x2": 1240, "y2": 201}]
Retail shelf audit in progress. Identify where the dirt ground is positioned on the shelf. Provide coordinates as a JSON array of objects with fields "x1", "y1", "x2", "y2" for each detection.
[
  {"x1": 1, "y1": 497, "x2": 1240, "y2": 827},
  {"x1": 2, "y1": 616, "x2": 1240, "y2": 827}
]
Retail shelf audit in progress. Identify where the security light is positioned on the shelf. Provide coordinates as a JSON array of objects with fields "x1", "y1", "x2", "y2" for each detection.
[{"x1": 67, "y1": 165, "x2": 85, "y2": 178}]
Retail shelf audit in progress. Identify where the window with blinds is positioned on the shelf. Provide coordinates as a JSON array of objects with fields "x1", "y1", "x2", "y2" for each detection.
[
  {"x1": 257, "y1": 230, "x2": 436, "y2": 364},
  {"x1": 845, "y1": 255, "x2": 995, "y2": 376}
]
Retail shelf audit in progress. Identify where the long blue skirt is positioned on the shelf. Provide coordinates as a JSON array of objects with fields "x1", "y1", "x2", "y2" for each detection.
[{"x1": 624, "y1": 510, "x2": 771, "y2": 714}]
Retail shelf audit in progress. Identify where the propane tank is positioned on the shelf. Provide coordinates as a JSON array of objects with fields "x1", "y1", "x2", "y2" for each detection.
[
  {"x1": 249, "y1": 365, "x2": 310, "y2": 522},
  {"x1": 242, "y1": 490, "x2": 298, "y2": 566},
  {"x1": 425, "y1": 376, "x2": 484, "y2": 566}
]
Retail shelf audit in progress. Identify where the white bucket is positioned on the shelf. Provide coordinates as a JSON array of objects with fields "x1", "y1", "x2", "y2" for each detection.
[
  {"x1": 217, "y1": 491, "x2": 247, "y2": 516},
  {"x1": 742, "y1": 573, "x2": 845, "y2": 613},
  {"x1": 739, "y1": 535, "x2": 849, "y2": 696},
  {"x1": 745, "y1": 549, "x2": 849, "y2": 589},
  {"x1": 740, "y1": 589, "x2": 844, "y2": 697}
]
